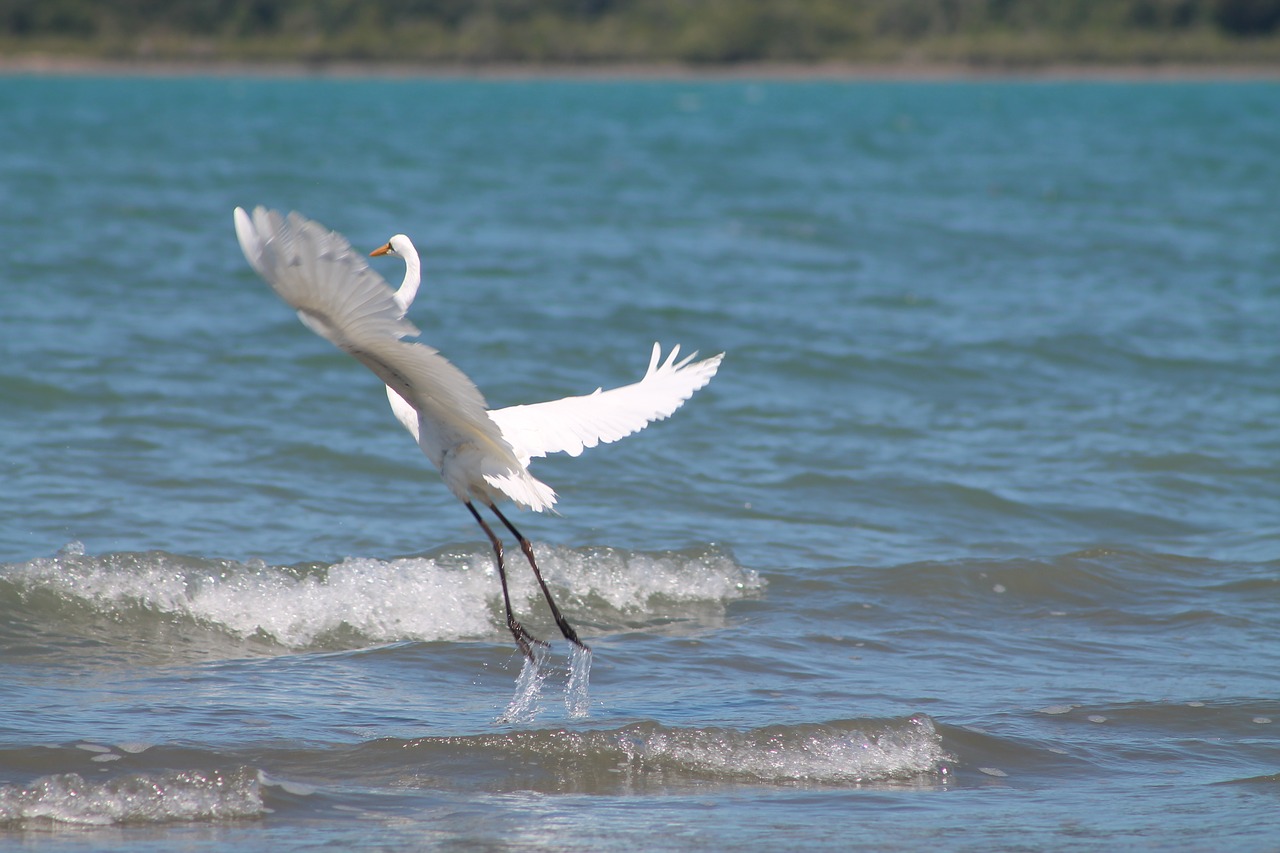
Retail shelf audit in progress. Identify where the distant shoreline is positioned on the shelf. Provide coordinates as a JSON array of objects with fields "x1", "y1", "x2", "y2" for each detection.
[{"x1": 2, "y1": 55, "x2": 1278, "y2": 81}]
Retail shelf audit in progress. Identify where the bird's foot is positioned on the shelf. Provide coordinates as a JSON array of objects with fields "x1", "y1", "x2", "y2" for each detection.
[
  {"x1": 509, "y1": 620, "x2": 550, "y2": 663},
  {"x1": 554, "y1": 615, "x2": 591, "y2": 653}
]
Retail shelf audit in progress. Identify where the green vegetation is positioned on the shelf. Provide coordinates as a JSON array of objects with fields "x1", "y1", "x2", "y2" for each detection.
[{"x1": 2, "y1": 0, "x2": 1279, "y2": 67}]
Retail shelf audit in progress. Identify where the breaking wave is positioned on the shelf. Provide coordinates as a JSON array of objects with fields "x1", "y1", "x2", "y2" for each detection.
[
  {"x1": 0, "y1": 542, "x2": 762, "y2": 652},
  {"x1": 0, "y1": 767, "x2": 263, "y2": 827},
  {"x1": 388, "y1": 715, "x2": 949, "y2": 791}
]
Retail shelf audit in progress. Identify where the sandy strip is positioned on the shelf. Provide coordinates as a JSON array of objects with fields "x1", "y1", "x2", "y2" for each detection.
[{"x1": 0, "y1": 55, "x2": 1277, "y2": 81}]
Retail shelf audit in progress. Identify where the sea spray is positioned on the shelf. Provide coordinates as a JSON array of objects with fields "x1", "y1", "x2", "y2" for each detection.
[{"x1": 498, "y1": 644, "x2": 552, "y2": 725}]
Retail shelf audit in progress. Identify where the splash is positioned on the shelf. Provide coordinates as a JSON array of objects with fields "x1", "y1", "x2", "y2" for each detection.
[
  {"x1": 565, "y1": 645, "x2": 592, "y2": 718},
  {"x1": 493, "y1": 642, "x2": 592, "y2": 725},
  {"x1": 497, "y1": 645, "x2": 552, "y2": 726},
  {"x1": 0, "y1": 768, "x2": 262, "y2": 826}
]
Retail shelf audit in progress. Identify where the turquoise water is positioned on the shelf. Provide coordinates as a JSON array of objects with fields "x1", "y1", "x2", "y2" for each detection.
[{"x1": 1, "y1": 76, "x2": 1278, "y2": 849}]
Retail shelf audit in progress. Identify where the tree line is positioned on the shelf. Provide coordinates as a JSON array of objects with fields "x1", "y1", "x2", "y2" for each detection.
[{"x1": 2, "y1": 0, "x2": 1279, "y2": 65}]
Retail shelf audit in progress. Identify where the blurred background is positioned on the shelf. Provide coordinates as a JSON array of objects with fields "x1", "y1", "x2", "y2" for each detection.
[{"x1": 1, "y1": 0, "x2": 1280, "y2": 69}]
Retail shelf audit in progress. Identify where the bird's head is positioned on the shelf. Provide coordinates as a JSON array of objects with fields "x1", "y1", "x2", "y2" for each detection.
[{"x1": 370, "y1": 234, "x2": 414, "y2": 258}]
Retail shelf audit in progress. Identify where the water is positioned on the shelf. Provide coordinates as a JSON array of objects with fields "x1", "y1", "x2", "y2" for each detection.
[{"x1": 1, "y1": 75, "x2": 1278, "y2": 849}]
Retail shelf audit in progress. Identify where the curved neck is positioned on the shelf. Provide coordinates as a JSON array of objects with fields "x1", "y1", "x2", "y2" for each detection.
[{"x1": 392, "y1": 247, "x2": 421, "y2": 314}]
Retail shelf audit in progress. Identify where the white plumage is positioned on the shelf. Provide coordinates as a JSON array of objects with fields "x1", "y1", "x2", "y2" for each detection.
[
  {"x1": 490, "y1": 343, "x2": 721, "y2": 465},
  {"x1": 233, "y1": 206, "x2": 722, "y2": 658}
]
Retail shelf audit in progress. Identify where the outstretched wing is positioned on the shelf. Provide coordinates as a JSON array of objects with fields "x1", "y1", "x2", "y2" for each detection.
[
  {"x1": 234, "y1": 206, "x2": 417, "y2": 346},
  {"x1": 232, "y1": 206, "x2": 511, "y2": 465},
  {"x1": 488, "y1": 343, "x2": 723, "y2": 465}
]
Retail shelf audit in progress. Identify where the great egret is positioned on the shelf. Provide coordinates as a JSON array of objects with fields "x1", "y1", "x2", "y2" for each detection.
[{"x1": 232, "y1": 207, "x2": 723, "y2": 660}]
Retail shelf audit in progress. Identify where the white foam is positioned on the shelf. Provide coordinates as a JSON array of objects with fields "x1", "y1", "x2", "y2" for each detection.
[
  {"x1": 611, "y1": 715, "x2": 946, "y2": 784},
  {"x1": 8, "y1": 545, "x2": 759, "y2": 649},
  {"x1": 541, "y1": 546, "x2": 763, "y2": 612},
  {"x1": 189, "y1": 554, "x2": 498, "y2": 646},
  {"x1": 0, "y1": 768, "x2": 262, "y2": 826}
]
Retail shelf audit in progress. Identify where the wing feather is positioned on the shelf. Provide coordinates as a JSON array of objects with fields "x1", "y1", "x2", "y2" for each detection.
[
  {"x1": 233, "y1": 206, "x2": 513, "y2": 465},
  {"x1": 235, "y1": 206, "x2": 417, "y2": 346},
  {"x1": 488, "y1": 343, "x2": 723, "y2": 465}
]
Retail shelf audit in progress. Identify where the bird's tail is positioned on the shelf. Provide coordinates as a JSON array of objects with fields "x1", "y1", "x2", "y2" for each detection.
[{"x1": 483, "y1": 466, "x2": 559, "y2": 513}]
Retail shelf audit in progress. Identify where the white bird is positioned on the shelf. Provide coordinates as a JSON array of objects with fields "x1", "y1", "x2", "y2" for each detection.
[{"x1": 233, "y1": 206, "x2": 723, "y2": 659}]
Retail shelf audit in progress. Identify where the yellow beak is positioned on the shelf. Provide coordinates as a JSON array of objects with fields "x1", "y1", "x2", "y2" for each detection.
[{"x1": 370, "y1": 243, "x2": 392, "y2": 257}]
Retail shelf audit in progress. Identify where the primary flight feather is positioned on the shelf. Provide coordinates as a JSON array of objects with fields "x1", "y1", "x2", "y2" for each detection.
[{"x1": 233, "y1": 206, "x2": 723, "y2": 659}]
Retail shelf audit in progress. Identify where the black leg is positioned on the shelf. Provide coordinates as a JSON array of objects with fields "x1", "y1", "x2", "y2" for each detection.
[
  {"x1": 489, "y1": 502, "x2": 590, "y2": 651},
  {"x1": 466, "y1": 501, "x2": 545, "y2": 660}
]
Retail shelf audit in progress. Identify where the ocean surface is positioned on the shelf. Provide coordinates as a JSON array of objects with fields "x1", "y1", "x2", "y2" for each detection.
[{"x1": 1, "y1": 75, "x2": 1278, "y2": 850}]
